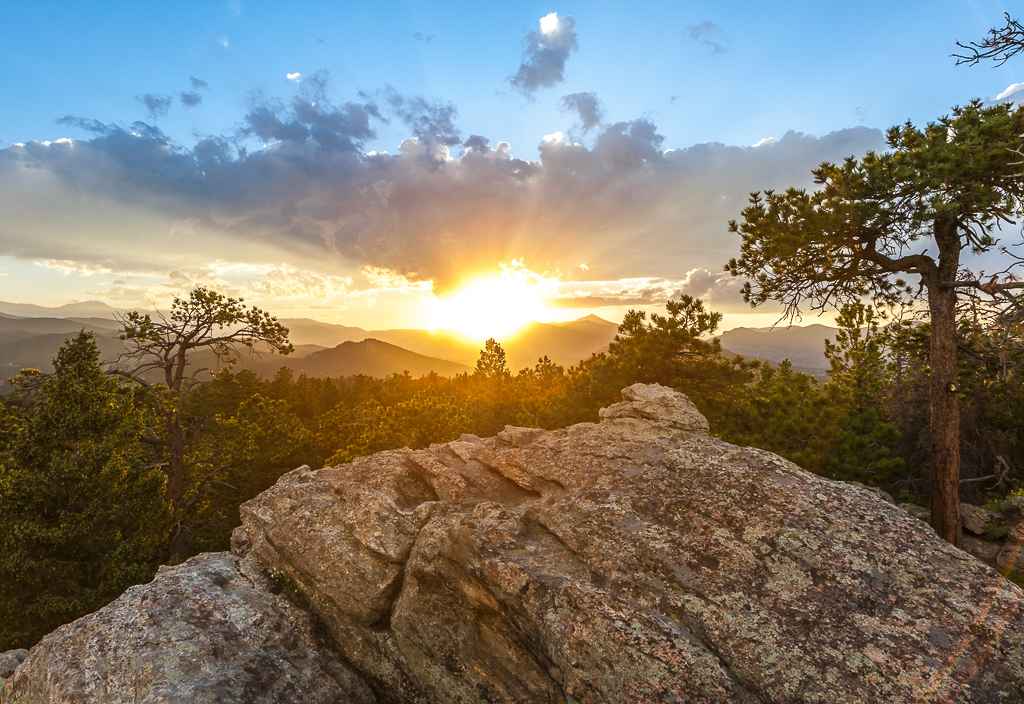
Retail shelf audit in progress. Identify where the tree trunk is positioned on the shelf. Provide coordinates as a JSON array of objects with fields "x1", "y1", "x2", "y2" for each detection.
[
  {"x1": 165, "y1": 413, "x2": 188, "y2": 562},
  {"x1": 928, "y1": 218, "x2": 962, "y2": 547}
]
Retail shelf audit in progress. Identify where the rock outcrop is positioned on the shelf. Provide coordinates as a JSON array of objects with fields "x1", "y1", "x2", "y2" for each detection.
[{"x1": 6, "y1": 384, "x2": 1024, "y2": 703}]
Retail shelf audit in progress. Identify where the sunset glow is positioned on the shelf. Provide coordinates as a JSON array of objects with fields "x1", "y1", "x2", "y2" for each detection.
[{"x1": 428, "y1": 263, "x2": 556, "y2": 340}]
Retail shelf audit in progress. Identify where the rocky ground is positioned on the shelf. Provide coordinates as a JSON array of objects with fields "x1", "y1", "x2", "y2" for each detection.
[{"x1": 4, "y1": 384, "x2": 1024, "y2": 703}]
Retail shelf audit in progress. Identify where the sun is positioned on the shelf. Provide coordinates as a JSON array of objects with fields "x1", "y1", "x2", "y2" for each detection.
[{"x1": 428, "y1": 265, "x2": 552, "y2": 341}]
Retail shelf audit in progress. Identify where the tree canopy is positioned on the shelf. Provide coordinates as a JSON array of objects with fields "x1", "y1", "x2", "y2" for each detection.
[
  {"x1": 726, "y1": 101, "x2": 1024, "y2": 545},
  {"x1": 0, "y1": 332, "x2": 170, "y2": 649}
]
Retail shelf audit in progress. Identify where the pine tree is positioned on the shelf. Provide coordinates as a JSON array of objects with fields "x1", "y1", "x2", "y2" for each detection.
[{"x1": 0, "y1": 331, "x2": 171, "y2": 649}]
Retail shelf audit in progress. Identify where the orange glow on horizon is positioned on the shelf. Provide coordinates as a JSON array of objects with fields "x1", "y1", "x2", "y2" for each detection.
[{"x1": 427, "y1": 262, "x2": 555, "y2": 340}]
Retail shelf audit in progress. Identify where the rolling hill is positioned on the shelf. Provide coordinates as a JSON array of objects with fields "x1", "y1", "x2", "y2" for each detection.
[{"x1": 238, "y1": 339, "x2": 472, "y2": 378}]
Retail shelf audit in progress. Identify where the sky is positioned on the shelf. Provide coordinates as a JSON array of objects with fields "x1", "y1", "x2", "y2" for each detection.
[{"x1": 2, "y1": 0, "x2": 1023, "y2": 338}]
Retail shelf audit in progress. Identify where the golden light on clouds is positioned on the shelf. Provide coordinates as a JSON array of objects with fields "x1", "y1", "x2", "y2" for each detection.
[{"x1": 427, "y1": 260, "x2": 557, "y2": 340}]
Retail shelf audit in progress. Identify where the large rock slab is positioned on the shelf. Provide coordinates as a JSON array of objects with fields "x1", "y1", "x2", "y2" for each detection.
[
  {"x1": 8, "y1": 384, "x2": 1024, "y2": 703},
  {"x1": 4, "y1": 552, "x2": 374, "y2": 703},
  {"x1": 234, "y1": 383, "x2": 1024, "y2": 703}
]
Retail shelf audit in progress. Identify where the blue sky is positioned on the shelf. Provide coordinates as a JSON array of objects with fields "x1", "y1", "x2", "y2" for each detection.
[{"x1": 1, "y1": 0, "x2": 1021, "y2": 333}]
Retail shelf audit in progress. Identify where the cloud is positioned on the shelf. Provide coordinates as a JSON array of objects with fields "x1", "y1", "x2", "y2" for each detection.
[
  {"x1": 228, "y1": 0, "x2": 243, "y2": 15},
  {"x1": 1, "y1": 82, "x2": 886, "y2": 306},
  {"x1": 413, "y1": 32, "x2": 434, "y2": 43},
  {"x1": 180, "y1": 92, "x2": 203, "y2": 108},
  {"x1": 287, "y1": 72, "x2": 301, "y2": 82},
  {"x1": 683, "y1": 21, "x2": 729, "y2": 55},
  {"x1": 137, "y1": 93, "x2": 173, "y2": 120},
  {"x1": 381, "y1": 88, "x2": 461, "y2": 149},
  {"x1": 218, "y1": 36, "x2": 230, "y2": 48},
  {"x1": 509, "y1": 13, "x2": 579, "y2": 96},
  {"x1": 988, "y1": 82, "x2": 1024, "y2": 106},
  {"x1": 559, "y1": 92, "x2": 604, "y2": 132},
  {"x1": 191, "y1": 76, "x2": 209, "y2": 90}
]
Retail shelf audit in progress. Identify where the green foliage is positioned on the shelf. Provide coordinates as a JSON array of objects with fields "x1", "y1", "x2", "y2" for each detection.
[
  {"x1": 0, "y1": 402, "x2": 22, "y2": 454},
  {"x1": 0, "y1": 332, "x2": 171, "y2": 650},
  {"x1": 324, "y1": 391, "x2": 470, "y2": 465},
  {"x1": 820, "y1": 304, "x2": 905, "y2": 485},
  {"x1": 553, "y1": 296, "x2": 755, "y2": 431},
  {"x1": 726, "y1": 101, "x2": 1024, "y2": 316},
  {"x1": 984, "y1": 522, "x2": 1009, "y2": 538},
  {"x1": 718, "y1": 360, "x2": 842, "y2": 473}
]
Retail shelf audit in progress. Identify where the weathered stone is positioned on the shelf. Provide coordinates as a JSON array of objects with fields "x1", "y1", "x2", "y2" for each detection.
[
  {"x1": 899, "y1": 502, "x2": 932, "y2": 522},
  {"x1": 962, "y1": 503, "x2": 999, "y2": 536},
  {"x1": 10, "y1": 384, "x2": 1024, "y2": 703},
  {"x1": 847, "y1": 480, "x2": 894, "y2": 504},
  {"x1": 232, "y1": 383, "x2": 1024, "y2": 703},
  {"x1": 996, "y1": 521, "x2": 1024, "y2": 573},
  {"x1": 962, "y1": 535, "x2": 1003, "y2": 563},
  {"x1": 6, "y1": 553, "x2": 374, "y2": 703},
  {"x1": 0, "y1": 648, "x2": 27, "y2": 680}
]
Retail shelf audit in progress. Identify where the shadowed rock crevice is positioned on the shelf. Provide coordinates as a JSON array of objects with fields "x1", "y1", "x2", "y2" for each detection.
[{"x1": 7, "y1": 384, "x2": 1024, "y2": 703}]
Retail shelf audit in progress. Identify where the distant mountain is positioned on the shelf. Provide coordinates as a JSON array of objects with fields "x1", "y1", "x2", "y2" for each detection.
[
  {"x1": 0, "y1": 300, "x2": 124, "y2": 319},
  {"x1": 0, "y1": 308, "x2": 617, "y2": 385},
  {"x1": 277, "y1": 318, "x2": 368, "y2": 348},
  {"x1": 0, "y1": 330, "x2": 126, "y2": 382},
  {"x1": 239, "y1": 339, "x2": 472, "y2": 379},
  {"x1": 718, "y1": 324, "x2": 839, "y2": 373},
  {"x1": 369, "y1": 316, "x2": 621, "y2": 371}
]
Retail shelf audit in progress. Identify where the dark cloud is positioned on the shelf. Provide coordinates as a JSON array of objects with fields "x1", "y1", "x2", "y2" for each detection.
[
  {"x1": 4, "y1": 98, "x2": 885, "y2": 299},
  {"x1": 180, "y1": 92, "x2": 203, "y2": 108},
  {"x1": 382, "y1": 88, "x2": 460, "y2": 148},
  {"x1": 137, "y1": 93, "x2": 173, "y2": 120},
  {"x1": 559, "y1": 92, "x2": 604, "y2": 132},
  {"x1": 510, "y1": 13, "x2": 578, "y2": 96},
  {"x1": 683, "y1": 21, "x2": 729, "y2": 55},
  {"x1": 413, "y1": 32, "x2": 434, "y2": 43},
  {"x1": 190, "y1": 76, "x2": 209, "y2": 90},
  {"x1": 237, "y1": 74, "x2": 382, "y2": 155}
]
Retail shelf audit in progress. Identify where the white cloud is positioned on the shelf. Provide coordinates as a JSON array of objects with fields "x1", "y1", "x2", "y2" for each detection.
[
  {"x1": 287, "y1": 72, "x2": 301, "y2": 82},
  {"x1": 539, "y1": 12, "x2": 560, "y2": 35},
  {"x1": 218, "y1": 36, "x2": 230, "y2": 48},
  {"x1": 991, "y1": 82, "x2": 1024, "y2": 105}
]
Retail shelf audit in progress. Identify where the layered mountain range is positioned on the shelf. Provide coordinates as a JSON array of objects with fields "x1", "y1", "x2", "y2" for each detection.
[{"x1": 0, "y1": 300, "x2": 841, "y2": 384}]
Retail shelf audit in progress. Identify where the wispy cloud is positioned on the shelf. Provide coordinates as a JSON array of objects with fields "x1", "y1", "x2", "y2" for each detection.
[
  {"x1": 509, "y1": 13, "x2": 579, "y2": 97},
  {"x1": 683, "y1": 21, "x2": 729, "y2": 55},
  {"x1": 137, "y1": 93, "x2": 173, "y2": 120},
  {"x1": 559, "y1": 92, "x2": 604, "y2": 132}
]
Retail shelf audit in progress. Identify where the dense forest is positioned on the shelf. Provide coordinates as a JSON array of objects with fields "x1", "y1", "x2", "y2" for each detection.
[{"x1": 1, "y1": 286, "x2": 1022, "y2": 650}]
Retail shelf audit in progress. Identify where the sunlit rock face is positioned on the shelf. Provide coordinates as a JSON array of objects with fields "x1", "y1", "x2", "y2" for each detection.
[{"x1": 7, "y1": 384, "x2": 1024, "y2": 703}]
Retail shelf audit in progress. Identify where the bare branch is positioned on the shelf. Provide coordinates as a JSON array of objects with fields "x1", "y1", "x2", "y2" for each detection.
[{"x1": 954, "y1": 13, "x2": 1024, "y2": 67}]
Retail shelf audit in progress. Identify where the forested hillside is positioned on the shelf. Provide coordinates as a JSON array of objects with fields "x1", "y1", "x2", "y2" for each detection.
[{"x1": 1, "y1": 286, "x2": 1022, "y2": 650}]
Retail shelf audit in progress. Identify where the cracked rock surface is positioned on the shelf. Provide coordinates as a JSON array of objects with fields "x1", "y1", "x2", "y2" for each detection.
[{"x1": 7, "y1": 384, "x2": 1024, "y2": 702}]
